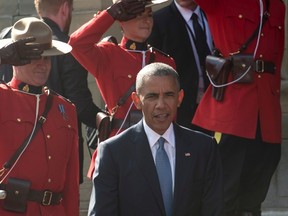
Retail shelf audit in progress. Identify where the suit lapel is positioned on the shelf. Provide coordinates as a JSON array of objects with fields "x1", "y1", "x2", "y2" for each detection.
[
  {"x1": 170, "y1": 2, "x2": 193, "y2": 43},
  {"x1": 172, "y1": 124, "x2": 195, "y2": 213},
  {"x1": 128, "y1": 121, "x2": 166, "y2": 215}
]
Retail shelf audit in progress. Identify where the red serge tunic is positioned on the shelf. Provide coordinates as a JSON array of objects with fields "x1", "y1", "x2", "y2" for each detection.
[
  {"x1": 192, "y1": 0, "x2": 285, "y2": 143},
  {"x1": 69, "y1": 10, "x2": 175, "y2": 121},
  {"x1": 0, "y1": 78, "x2": 79, "y2": 215},
  {"x1": 69, "y1": 10, "x2": 175, "y2": 177}
]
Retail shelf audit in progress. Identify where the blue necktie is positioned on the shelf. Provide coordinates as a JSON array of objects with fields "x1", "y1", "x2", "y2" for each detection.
[{"x1": 155, "y1": 137, "x2": 173, "y2": 216}]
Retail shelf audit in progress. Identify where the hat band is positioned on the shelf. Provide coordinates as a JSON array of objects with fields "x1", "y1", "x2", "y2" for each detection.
[{"x1": 38, "y1": 42, "x2": 52, "y2": 51}]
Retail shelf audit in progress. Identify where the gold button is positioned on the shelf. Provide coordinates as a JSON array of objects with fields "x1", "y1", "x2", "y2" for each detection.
[
  {"x1": 68, "y1": 124, "x2": 71, "y2": 128},
  {"x1": 258, "y1": 75, "x2": 262, "y2": 78},
  {"x1": 259, "y1": 54, "x2": 263, "y2": 58},
  {"x1": 128, "y1": 74, "x2": 132, "y2": 78},
  {"x1": 15, "y1": 190, "x2": 20, "y2": 195},
  {"x1": 48, "y1": 156, "x2": 52, "y2": 160},
  {"x1": 241, "y1": 64, "x2": 246, "y2": 68},
  {"x1": 238, "y1": 14, "x2": 243, "y2": 19},
  {"x1": 48, "y1": 179, "x2": 51, "y2": 183},
  {"x1": 261, "y1": 33, "x2": 264, "y2": 37},
  {"x1": 278, "y1": 26, "x2": 282, "y2": 30},
  {"x1": 17, "y1": 118, "x2": 21, "y2": 122},
  {"x1": 47, "y1": 134, "x2": 51, "y2": 139}
]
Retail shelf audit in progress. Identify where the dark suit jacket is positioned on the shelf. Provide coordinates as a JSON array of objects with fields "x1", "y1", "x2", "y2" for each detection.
[
  {"x1": 148, "y1": 2, "x2": 210, "y2": 129},
  {"x1": 88, "y1": 120, "x2": 224, "y2": 216}
]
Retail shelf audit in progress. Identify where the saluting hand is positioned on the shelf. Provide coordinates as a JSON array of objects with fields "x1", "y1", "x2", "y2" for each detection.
[
  {"x1": 107, "y1": 0, "x2": 146, "y2": 22},
  {"x1": 0, "y1": 37, "x2": 43, "y2": 66}
]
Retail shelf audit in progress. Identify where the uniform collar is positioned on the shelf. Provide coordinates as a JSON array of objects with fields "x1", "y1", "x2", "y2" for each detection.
[
  {"x1": 9, "y1": 77, "x2": 44, "y2": 94},
  {"x1": 121, "y1": 37, "x2": 148, "y2": 51}
]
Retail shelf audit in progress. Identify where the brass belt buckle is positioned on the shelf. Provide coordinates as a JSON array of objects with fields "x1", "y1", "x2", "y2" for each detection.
[
  {"x1": 255, "y1": 60, "x2": 265, "y2": 73},
  {"x1": 42, "y1": 190, "x2": 53, "y2": 206},
  {"x1": 0, "y1": 190, "x2": 7, "y2": 199}
]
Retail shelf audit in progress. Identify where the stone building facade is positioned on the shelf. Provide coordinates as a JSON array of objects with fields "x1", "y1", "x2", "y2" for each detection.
[{"x1": 0, "y1": 0, "x2": 287, "y2": 215}]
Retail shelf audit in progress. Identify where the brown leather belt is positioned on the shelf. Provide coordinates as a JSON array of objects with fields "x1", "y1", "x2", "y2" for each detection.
[
  {"x1": 0, "y1": 184, "x2": 62, "y2": 206},
  {"x1": 253, "y1": 60, "x2": 275, "y2": 73}
]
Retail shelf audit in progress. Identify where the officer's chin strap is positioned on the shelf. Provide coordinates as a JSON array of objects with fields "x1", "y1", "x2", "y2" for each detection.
[{"x1": 0, "y1": 94, "x2": 40, "y2": 184}]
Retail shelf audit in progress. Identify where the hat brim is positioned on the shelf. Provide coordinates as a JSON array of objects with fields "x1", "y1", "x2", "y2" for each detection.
[
  {"x1": 0, "y1": 38, "x2": 71, "y2": 57},
  {"x1": 43, "y1": 40, "x2": 72, "y2": 56},
  {"x1": 145, "y1": 0, "x2": 168, "y2": 7}
]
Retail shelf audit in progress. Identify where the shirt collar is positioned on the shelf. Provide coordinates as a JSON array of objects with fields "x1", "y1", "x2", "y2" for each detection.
[
  {"x1": 143, "y1": 119, "x2": 175, "y2": 149},
  {"x1": 41, "y1": 17, "x2": 61, "y2": 31},
  {"x1": 174, "y1": 1, "x2": 201, "y2": 23}
]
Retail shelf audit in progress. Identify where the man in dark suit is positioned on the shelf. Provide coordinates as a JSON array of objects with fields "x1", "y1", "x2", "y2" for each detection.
[
  {"x1": 88, "y1": 62, "x2": 223, "y2": 216},
  {"x1": 148, "y1": 0, "x2": 213, "y2": 131}
]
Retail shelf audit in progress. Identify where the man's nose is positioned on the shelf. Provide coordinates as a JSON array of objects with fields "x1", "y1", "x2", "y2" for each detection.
[{"x1": 156, "y1": 97, "x2": 166, "y2": 108}]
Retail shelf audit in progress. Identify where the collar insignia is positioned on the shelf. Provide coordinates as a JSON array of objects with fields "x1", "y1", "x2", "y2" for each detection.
[
  {"x1": 22, "y1": 84, "x2": 29, "y2": 92},
  {"x1": 129, "y1": 42, "x2": 136, "y2": 50}
]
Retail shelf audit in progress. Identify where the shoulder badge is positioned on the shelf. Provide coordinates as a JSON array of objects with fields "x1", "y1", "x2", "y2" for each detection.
[
  {"x1": 44, "y1": 87, "x2": 72, "y2": 104},
  {"x1": 101, "y1": 35, "x2": 118, "y2": 45},
  {"x1": 148, "y1": 46, "x2": 171, "y2": 58}
]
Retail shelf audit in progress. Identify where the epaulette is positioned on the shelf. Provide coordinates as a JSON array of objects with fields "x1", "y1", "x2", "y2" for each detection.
[
  {"x1": 44, "y1": 87, "x2": 73, "y2": 104},
  {"x1": 0, "y1": 79, "x2": 10, "y2": 89},
  {"x1": 101, "y1": 35, "x2": 118, "y2": 46},
  {"x1": 148, "y1": 45, "x2": 171, "y2": 58}
]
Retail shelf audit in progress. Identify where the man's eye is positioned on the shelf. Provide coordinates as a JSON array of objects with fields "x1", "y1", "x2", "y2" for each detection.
[
  {"x1": 166, "y1": 93, "x2": 175, "y2": 97},
  {"x1": 145, "y1": 94, "x2": 156, "y2": 99}
]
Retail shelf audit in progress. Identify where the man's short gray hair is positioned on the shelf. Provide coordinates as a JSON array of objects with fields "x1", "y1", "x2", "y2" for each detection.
[{"x1": 136, "y1": 62, "x2": 180, "y2": 93}]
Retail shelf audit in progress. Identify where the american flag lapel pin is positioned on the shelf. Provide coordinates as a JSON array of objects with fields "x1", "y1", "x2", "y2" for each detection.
[{"x1": 58, "y1": 104, "x2": 68, "y2": 120}]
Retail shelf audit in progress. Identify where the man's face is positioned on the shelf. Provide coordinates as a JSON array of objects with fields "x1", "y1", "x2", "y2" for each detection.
[
  {"x1": 14, "y1": 57, "x2": 51, "y2": 86},
  {"x1": 176, "y1": 0, "x2": 198, "y2": 10},
  {"x1": 132, "y1": 75, "x2": 184, "y2": 135},
  {"x1": 120, "y1": 7, "x2": 153, "y2": 42}
]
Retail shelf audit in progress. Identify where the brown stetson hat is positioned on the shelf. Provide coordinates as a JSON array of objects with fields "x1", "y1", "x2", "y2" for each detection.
[
  {"x1": 0, "y1": 17, "x2": 71, "y2": 56},
  {"x1": 112, "y1": 0, "x2": 168, "y2": 7}
]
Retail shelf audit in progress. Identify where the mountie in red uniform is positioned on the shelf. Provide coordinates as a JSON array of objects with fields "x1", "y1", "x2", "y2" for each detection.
[
  {"x1": 193, "y1": 0, "x2": 285, "y2": 143},
  {"x1": 192, "y1": 0, "x2": 285, "y2": 215},
  {"x1": 0, "y1": 78, "x2": 79, "y2": 216},
  {"x1": 69, "y1": 10, "x2": 175, "y2": 178}
]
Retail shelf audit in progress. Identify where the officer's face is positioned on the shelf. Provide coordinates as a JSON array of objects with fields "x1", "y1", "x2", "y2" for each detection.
[
  {"x1": 132, "y1": 75, "x2": 184, "y2": 135},
  {"x1": 120, "y1": 8, "x2": 153, "y2": 42},
  {"x1": 14, "y1": 57, "x2": 51, "y2": 87}
]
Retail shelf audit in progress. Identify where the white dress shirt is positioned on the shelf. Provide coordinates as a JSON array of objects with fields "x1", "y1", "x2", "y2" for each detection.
[{"x1": 143, "y1": 119, "x2": 176, "y2": 191}]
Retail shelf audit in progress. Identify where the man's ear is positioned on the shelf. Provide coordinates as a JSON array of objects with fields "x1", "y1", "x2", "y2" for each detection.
[
  {"x1": 60, "y1": 1, "x2": 69, "y2": 17},
  {"x1": 177, "y1": 89, "x2": 184, "y2": 107},
  {"x1": 131, "y1": 92, "x2": 142, "y2": 110},
  {"x1": 57, "y1": 1, "x2": 70, "y2": 22}
]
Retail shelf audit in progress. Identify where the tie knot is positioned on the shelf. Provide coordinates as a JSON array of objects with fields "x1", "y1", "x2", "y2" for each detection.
[
  {"x1": 158, "y1": 137, "x2": 165, "y2": 149},
  {"x1": 191, "y1": 13, "x2": 198, "y2": 22}
]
